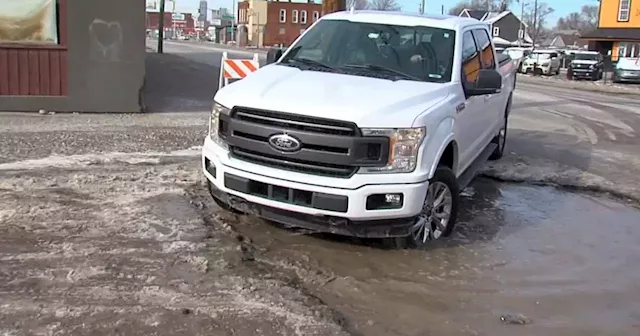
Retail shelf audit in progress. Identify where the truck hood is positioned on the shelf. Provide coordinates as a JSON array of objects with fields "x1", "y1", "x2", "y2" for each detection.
[
  {"x1": 571, "y1": 60, "x2": 598, "y2": 66},
  {"x1": 214, "y1": 64, "x2": 452, "y2": 128},
  {"x1": 616, "y1": 58, "x2": 640, "y2": 71}
]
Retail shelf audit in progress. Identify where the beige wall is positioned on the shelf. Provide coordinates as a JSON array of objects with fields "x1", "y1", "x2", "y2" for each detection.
[{"x1": 247, "y1": 0, "x2": 267, "y2": 47}]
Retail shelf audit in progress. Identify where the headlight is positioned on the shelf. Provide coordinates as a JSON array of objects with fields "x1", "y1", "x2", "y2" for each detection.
[
  {"x1": 209, "y1": 102, "x2": 230, "y2": 149},
  {"x1": 360, "y1": 127, "x2": 426, "y2": 174},
  {"x1": 589, "y1": 64, "x2": 595, "y2": 69}
]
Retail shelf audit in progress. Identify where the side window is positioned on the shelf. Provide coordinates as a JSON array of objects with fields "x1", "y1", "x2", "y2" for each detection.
[
  {"x1": 461, "y1": 31, "x2": 480, "y2": 85},
  {"x1": 472, "y1": 29, "x2": 495, "y2": 70}
]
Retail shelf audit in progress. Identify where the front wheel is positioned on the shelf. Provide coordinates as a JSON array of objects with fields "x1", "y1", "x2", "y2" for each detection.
[
  {"x1": 489, "y1": 98, "x2": 510, "y2": 161},
  {"x1": 388, "y1": 166, "x2": 460, "y2": 249}
]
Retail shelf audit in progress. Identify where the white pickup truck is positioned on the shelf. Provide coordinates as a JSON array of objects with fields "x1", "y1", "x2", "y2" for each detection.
[{"x1": 203, "y1": 10, "x2": 517, "y2": 248}]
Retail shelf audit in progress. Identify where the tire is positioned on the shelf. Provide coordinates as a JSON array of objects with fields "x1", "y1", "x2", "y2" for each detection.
[
  {"x1": 489, "y1": 96, "x2": 510, "y2": 161},
  {"x1": 387, "y1": 166, "x2": 460, "y2": 249},
  {"x1": 207, "y1": 181, "x2": 244, "y2": 214}
]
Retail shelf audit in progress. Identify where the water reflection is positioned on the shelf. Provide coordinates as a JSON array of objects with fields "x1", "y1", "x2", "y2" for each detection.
[{"x1": 230, "y1": 178, "x2": 640, "y2": 336}]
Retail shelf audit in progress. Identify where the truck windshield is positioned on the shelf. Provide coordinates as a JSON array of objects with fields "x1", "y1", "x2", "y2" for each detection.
[
  {"x1": 574, "y1": 53, "x2": 598, "y2": 61},
  {"x1": 279, "y1": 19, "x2": 456, "y2": 83},
  {"x1": 529, "y1": 53, "x2": 552, "y2": 60}
]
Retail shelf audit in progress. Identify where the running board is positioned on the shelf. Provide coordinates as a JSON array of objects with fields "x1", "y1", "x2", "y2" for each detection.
[{"x1": 457, "y1": 143, "x2": 497, "y2": 191}]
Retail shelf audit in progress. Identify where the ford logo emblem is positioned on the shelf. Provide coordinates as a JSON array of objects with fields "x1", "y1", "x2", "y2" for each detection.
[{"x1": 268, "y1": 133, "x2": 302, "y2": 152}]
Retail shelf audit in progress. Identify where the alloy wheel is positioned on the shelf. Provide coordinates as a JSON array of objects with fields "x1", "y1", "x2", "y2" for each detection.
[{"x1": 412, "y1": 181, "x2": 453, "y2": 243}]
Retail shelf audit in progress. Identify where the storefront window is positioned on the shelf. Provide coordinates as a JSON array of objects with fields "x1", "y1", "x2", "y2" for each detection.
[
  {"x1": 618, "y1": 42, "x2": 640, "y2": 58},
  {"x1": 0, "y1": 0, "x2": 60, "y2": 45}
]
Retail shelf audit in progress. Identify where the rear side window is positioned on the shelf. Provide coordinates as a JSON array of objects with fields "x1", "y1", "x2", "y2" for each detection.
[
  {"x1": 472, "y1": 29, "x2": 495, "y2": 69},
  {"x1": 461, "y1": 31, "x2": 480, "y2": 85}
]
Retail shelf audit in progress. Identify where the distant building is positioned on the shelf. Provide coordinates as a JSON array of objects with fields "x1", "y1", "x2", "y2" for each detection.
[
  {"x1": 581, "y1": 0, "x2": 640, "y2": 62},
  {"x1": 198, "y1": 0, "x2": 208, "y2": 23},
  {"x1": 542, "y1": 31, "x2": 588, "y2": 49},
  {"x1": 458, "y1": 9, "x2": 533, "y2": 48},
  {"x1": 238, "y1": 0, "x2": 321, "y2": 47}
]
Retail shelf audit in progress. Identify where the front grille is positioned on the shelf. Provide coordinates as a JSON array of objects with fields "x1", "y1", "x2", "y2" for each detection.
[
  {"x1": 222, "y1": 107, "x2": 388, "y2": 179},
  {"x1": 230, "y1": 147, "x2": 357, "y2": 178},
  {"x1": 233, "y1": 107, "x2": 358, "y2": 136}
]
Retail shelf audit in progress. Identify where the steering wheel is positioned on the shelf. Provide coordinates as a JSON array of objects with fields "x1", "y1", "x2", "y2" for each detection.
[
  {"x1": 415, "y1": 42, "x2": 438, "y2": 74},
  {"x1": 378, "y1": 43, "x2": 401, "y2": 65}
]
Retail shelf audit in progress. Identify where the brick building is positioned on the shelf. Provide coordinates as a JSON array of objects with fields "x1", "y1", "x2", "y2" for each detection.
[{"x1": 238, "y1": 0, "x2": 322, "y2": 47}]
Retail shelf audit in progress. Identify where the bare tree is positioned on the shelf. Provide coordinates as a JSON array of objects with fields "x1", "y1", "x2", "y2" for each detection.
[
  {"x1": 369, "y1": 0, "x2": 400, "y2": 11},
  {"x1": 447, "y1": 0, "x2": 513, "y2": 15},
  {"x1": 347, "y1": 0, "x2": 369, "y2": 10},
  {"x1": 555, "y1": 5, "x2": 598, "y2": 34},
  {"x1": 580, "y1": 5, "x2": 599, "y2": 29},
  {"x1": 522, "y1": 1, "x2": 554, "y2": 45}
]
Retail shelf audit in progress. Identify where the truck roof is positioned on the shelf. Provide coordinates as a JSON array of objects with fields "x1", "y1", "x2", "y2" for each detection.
[{"x1": 322, "y1": 10, "x2": 487, "y2": 31}]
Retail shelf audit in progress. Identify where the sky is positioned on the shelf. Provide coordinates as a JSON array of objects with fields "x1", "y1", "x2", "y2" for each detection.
[{"x1": 173, "y1": 0, "x2": 600, "y2": 27}]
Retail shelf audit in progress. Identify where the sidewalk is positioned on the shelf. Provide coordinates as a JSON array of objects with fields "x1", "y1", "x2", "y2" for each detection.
[
  {"x1": 141, "y1": 49, "x2": 217, "y2": 113},
  {"x1": 517, "y1": 72, "x2": 640, "y2": 96}
]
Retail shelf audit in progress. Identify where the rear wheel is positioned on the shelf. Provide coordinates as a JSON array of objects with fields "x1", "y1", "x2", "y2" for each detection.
[{"x1": 388, "y1": 166, "x2": 459, "y2": 249}]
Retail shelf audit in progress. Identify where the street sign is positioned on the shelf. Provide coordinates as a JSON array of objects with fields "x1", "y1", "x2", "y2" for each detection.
[{"x1": 172, "y1": 13, "x2": 185, "y2": 21}]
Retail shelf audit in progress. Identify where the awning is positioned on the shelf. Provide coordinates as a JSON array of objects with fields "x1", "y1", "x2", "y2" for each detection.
[{"x1": 581, "y1": 28, "x2": 640, "y2": 41}]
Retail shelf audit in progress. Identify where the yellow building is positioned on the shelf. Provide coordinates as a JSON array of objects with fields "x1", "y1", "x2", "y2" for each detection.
[{"x1": 582, "y1": 0, "x2": 640, "y2": 62}]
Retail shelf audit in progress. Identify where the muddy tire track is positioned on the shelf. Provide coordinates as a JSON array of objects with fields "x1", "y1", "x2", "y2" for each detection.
[{"x1": 0, "y1": 156, "x2": 349, "y2": 336}]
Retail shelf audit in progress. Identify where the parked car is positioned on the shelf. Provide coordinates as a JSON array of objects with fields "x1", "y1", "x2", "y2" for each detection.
[
  {"x1": 521, "y1": 49, "x2": 561, "y2": 75},
  {"x1": 202, "y1": 11, "x2": 518, "y2": 248},
  {"x1": 568, "y1": 51, "x2": 604, "y2": 80},
  {"x1": 502, "y1": 47, "x2": 532, "y2": 72},
  {"x1": 613, "y1": 57, "x2": 640, "y2": 83}
]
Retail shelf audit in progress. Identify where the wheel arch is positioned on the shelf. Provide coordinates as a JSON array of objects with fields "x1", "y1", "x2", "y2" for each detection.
[{"x1": 428, "y1": 138, "x2": 459, "y2": 179}]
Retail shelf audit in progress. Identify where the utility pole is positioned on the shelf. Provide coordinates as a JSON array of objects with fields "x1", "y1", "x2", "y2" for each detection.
[
  {"x1": 420, "y1": 0, "x2": 425, "y2": 14},
  {"x1": 532, "y1": 0, "x2": 538, "y2": 47},
  {"x1": 519, "y1": 0, "x2": 524, "y2": 46},
  {"x1": 157, "y1": 0, "x2": 165, "y2": 53},
  {"x1": 231, "y1": 0, "x2": 236, "y2": 43},
  {"x1": 441, "y1": 4, "x2": 444, "y2": 14}
]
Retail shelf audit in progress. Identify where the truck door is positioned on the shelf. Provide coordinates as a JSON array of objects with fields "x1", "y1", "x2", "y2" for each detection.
[
  {"x1": 471, "y1": 28, "x2": 503, "y2": 144},
  {"x1": 456, "y1": 30, "x2": 487, "y2": 172}
]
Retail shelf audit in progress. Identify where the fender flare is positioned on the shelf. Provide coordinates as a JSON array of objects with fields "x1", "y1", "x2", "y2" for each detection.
[
  {"x1": 422, "y1": 117, "x2": 457, "y2": 179},
  {"x1": 428, "y1": 135, "x2": 458, "y2": 179}
]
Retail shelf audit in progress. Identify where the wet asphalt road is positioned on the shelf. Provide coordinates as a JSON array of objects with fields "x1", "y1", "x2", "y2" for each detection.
[{"x1": 2, "y1": 44, "x2": 640, "y2": 335}]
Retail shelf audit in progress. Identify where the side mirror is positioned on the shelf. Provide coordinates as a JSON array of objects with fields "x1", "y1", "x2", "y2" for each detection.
[
  {"x1": 266, "y1": 48, "x2": 283, "y2": 65},
  {"x1": 466, "y1": 69, "x2": 502, "y2": 96}
]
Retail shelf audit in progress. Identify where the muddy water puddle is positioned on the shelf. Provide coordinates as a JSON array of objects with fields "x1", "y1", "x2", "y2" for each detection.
[{"x1": 234, "y1": 178, "x2": 640, "y2": 336}]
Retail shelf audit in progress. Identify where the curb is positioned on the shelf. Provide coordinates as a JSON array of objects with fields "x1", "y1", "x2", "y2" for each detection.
[{"x1": 517, "y1": 75, "x2": 640, "y2": 96}]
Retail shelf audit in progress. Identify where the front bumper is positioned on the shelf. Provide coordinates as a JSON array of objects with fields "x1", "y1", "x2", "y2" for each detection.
[
  {"x1": 570, "y1": 68, "x2": 597, "y2": 78},
  {"x1": 202, "y1": 138, "x2": 428, "y2": 238},
  {"x1": 522, "y1": 64, "x2": 551, "y2": 74},
  {"x1": 615, "y1": 71, "x2": 640, "y2": 83}
]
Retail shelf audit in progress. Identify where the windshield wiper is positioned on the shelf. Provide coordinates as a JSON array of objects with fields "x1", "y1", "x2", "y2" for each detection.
[
  {"x1": 286, "y1": 57, "x2": 337, "y2": 71},
  {"x1": 342, "y1": 64, "x2": 422, "y2": 81}
]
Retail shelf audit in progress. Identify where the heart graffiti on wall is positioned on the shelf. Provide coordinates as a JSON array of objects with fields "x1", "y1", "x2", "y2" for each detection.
[{"x1": 89, "y1": 19, "x2": 123, "y2": 62}]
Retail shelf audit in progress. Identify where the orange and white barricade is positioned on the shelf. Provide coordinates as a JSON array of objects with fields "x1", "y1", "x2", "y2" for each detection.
[{"x1": 218, "y1": 51, "x2": 260, "y2": 89}]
